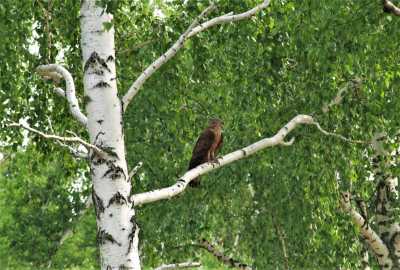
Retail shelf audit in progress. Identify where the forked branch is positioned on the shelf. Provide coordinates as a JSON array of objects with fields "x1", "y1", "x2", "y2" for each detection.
[
  {"x1": 131, "y1": 114, "x2": 369, "y2": 206},
  {"x1": 131, "y1": 115, "x2": 313, "y2": 206},
  {"x1": 339, "y1": 192, "x2": 391, "y2": 266},
  {"x1": 37, "y1": 64, "x2": 88, "y2": 127},
  {"x1": 8, "y1": 121, "x2": 105, "y2": 157},
  {"x1": 122, "y1": 0, "x2": 271, "y2": 111}
]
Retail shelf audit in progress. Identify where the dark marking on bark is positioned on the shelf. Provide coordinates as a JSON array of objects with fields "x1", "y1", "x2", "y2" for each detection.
[
  {"x1": 97, "y1": 229, "x2": 121, "y2": 246},
  {"x1": 102, "y1": 146, "x2": 119, "y2": 159},
  {"x1": 84, "y1": 51, "x2": 111, "y2": 74},
  {"x1": 126, "y1": 216, "x2": 137, "y2": 254},
  {"x1": 91, "y1": 152, "x2": 106, "y2": 166},
  {"x1": 106, "y1": 55, "x2": 114, "y2": 62},
  {"x1": 120, "y1": 100, "x2": 124, "y2": 132},
  {"x1": 390, "y1": 232, "x2": 400, "y2": 253},
  {"x1": 109, "y1": 213, "x2": 113, "y2": 217},
  {"x1": 241, "y1": 149, "x2": 247, "y2": 156},
  {"x1": 83, "y1": 95, "x2": 92, "y2": 107},
  {"x1": 97, "y1": 119, "x2": 104, "y2": 125},
  {"x1": 88, "y1": 69, "x2": 104, "y2": 76},
  {"x1": 92, "y1": 190, "x2": 105, "y2": 219},
  {"x1": 94, "y1": 131, "x2": 106, "y2": 145},
  {"x1": 378, "y1": 220, "x2": 393, "y2": 226},
  {"x1": 103, "y1": 159, "x2": 126, "y2": 180},
  {"x1": 94, "y1": 81, "x2": 111, "y2": 89},
  {"x1": 107, "y1": 192, "x2": 127, "y2": 207},
  {"x1": 120, "y1": 99, "x2": 125, "y2": 114},
  {"x1": 178, "y1": 178, "x2": 185, "y2": 183},
  {"x1": 106, "y1": 266, "x2": 112, "y2": 270},
  {"x1": 381, "y1": 232, "x2": 390, "y2": 243},
  {"x1": 119, "y1": 265, "x2": 130, "y2": 270},
  {"x1": 84, "y1": 51, "x2": 99, "y2": 73}
]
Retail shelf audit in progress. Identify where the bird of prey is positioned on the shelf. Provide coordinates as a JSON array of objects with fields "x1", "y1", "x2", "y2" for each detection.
[{"x1": 188, "y1": 119, "x2": 223, "y2": 187}]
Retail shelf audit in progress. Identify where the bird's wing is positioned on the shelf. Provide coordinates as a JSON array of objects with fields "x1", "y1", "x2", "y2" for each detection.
[
  {"x1": 188, "y1": 129, "x2": 215, "y2": 169},
  {"x1": 215, "y1": 132, "x2": 223, "y2": 154}
]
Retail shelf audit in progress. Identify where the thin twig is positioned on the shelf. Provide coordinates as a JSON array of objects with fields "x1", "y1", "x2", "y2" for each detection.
[
  {"x1": 128, "y1": 161, "x2": 143, "y2": 181},
  {"x1": 8, "y1": 121, "x2": 105, "y2": 157},
  {"x1": 122, "y1": 1, "x2": 271, "y2": 111},
  {"x1": 312, "y1": 122, "x2": 368, "y2": 145},
  {"x1": 154, "y1": 261, "x2": 201, "y2": 270}
]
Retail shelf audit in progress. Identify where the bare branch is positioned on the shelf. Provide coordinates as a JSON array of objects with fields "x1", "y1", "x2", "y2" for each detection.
[
  {"x1": 8, "y1": 121, "x2": 105, "y2": 157},
  {"x1": 37, "y1": 64, "x2": 88, "y2": 127},
  {"x1": 312, "y1": 122, "x2": 368, "y2": 145},
  {"x1": 383, "y1": 0, "x2": 400, "y2": 16},
  {"x1": 339, "y1": 192, "x2": 391, "y2": 266},
  {"x1": 131, "y1": 115, "x2": 313, "y2": 206},
  {"x1": 198, "y1": 239, "x2": 252, "y2": 270},
  {"x1": 322, "y1": 78, "x2": 362, "y2": 113},
  {"x1": 122, "y1": 1, "x2": 270, "y2": 111},
  {"x1": 47, "y1": 117, "x2": 89, "y2": 160},
  {"x1": 322, "y1": 85, "x2": 347, "y2": 113},
  {"x1": 128, "y1": 161, "x2": 143, "y2": 181},
  {"x1": 187, "y1": 0, "x2": 270, "y2": 38},
  {"x1": 154, "y1": 262, "x2": 201, "y2": 270}
]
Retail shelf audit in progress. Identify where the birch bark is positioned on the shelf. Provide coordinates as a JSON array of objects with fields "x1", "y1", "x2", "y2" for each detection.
[{"x1": 80, "y1": 1, "x2": 139, "y2": 269}]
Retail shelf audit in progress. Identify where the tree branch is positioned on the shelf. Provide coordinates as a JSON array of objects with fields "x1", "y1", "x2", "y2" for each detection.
[
  {"x1": 122, "y1": 0, "x2": 271, "y2": 111},
  {"x1": 339, "y1": 192, "x2": 391, "y2": 266},
  {"x1": 197, "y1": 239, "x2": 252, "y2": 270},
  {"x1": 186, "y1": 0, "x2": 270, "y2": 38},
  {"x1": 131, "y1": 115, "x2": 313, "y2": 206},
  {"x1": 8, "y1": 121, "x2": 105, "y2": 157},
  {"x1": 128, "y1": 161, "x2": 143, "y2": 181},
  {"x1": 154, "y1": 262, "x2": 201, "y2": 270},
  {"x1": 36, "y1": 64, "x2": 88, "y2": 127},
  {"x1": 312, "y1": 122, "x2": 368, "y2": 144},
  {"x1": 383, "y1": 0, "x2": 400, "y2": 16},
  {"x1": 46, "y1": 116, "x2": 89, "y2": 160}
]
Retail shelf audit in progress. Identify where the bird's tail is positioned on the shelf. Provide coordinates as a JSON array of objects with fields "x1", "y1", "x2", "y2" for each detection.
[{"x1": 189, "y1": 177, "x2": 201, "y2": 187}]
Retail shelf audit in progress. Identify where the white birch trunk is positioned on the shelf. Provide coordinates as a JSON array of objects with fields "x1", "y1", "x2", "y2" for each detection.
[{"x1": 80, "y1": 1, "x2": 140, "y2": 269}]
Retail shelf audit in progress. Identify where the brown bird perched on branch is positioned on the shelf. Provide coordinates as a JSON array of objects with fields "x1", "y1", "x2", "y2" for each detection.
[{"x1": 188, "y1": 119, "x2": 223, "y2": 187}]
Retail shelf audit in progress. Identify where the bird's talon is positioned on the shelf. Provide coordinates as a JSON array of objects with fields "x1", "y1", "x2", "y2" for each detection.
[{"x1": 211, "y1": 158, "x2": 220, "y2": 165}]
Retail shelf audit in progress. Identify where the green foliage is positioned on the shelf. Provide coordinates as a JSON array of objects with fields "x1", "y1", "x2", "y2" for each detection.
[{"x1": 0, "y1": 146, "x2": 91, "y2": 269}]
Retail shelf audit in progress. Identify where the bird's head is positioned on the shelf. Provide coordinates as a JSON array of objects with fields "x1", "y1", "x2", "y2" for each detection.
[{"x1": 208, "y1": 118, "x2": 223, "y2": 128}]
